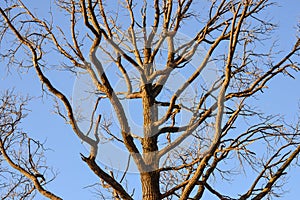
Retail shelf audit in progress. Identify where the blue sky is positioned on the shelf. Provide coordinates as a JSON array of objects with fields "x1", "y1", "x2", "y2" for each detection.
[{"x1": 1, "y1": 1, "x2": 300, "y2": 199}]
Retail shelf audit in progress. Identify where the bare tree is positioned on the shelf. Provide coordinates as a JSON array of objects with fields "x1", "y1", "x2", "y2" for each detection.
[
  {"x1": 0, "y1": 90, "x2": 60, "y2": 199},
  {"x1": 0, "y1": 0, "x2": 300, "y2": 199}
]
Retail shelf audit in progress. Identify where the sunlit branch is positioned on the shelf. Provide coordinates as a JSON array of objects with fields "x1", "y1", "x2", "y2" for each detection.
[{"x1": 153, "y1": 27, "x2": 230, "y2": 127}]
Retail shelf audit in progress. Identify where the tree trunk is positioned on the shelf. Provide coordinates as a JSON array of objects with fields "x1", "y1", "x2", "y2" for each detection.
[
  {"x1": 141, "y1": 171, "x2": 161, "y2": 200},
  {"x1": 141, "y1": 84, "x2": 161, "y2": 199},
  {"x1": 140, "y1": 136, "x2": 160, "y2": 199}
]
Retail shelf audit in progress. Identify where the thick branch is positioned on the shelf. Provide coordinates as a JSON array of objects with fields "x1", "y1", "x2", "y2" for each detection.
[{"x1": 81, "y1": 155, "x2": 133, "y2": 200}]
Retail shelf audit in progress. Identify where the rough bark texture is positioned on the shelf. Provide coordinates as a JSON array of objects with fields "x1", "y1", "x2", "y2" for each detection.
[
  {"x1": 141, "y1": 84, "x2": 161, "y2": 199},
  {"x1": 141, "y1": 171, "x2": 161, "y2": 200}
]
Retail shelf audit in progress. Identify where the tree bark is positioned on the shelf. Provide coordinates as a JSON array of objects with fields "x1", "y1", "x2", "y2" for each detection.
[
  {"x1": 141, "y1": 171, "x2": 161, "y2": 200},
  {"x1": 141, "y1": 84, "x2": 161, "y2": 200}
]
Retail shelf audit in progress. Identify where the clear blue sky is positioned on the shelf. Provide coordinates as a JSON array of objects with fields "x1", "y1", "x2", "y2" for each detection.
[{"x1": 1, "y1": 1, "x2": 300, "y2": 199}]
